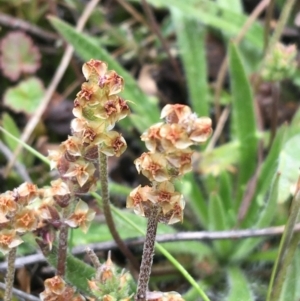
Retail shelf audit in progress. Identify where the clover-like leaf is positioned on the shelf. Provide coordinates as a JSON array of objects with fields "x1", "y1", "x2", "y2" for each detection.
[
  {"x1": 0, "y1": 31, "x2": 41, "y2": 81},
  {"x1": 3, "y1": 77, "x2": 44, "y2": 115}
]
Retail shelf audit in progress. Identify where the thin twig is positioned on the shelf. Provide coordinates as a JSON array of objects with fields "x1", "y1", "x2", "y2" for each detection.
[
  {"x1": 0, "y1": 12, "x2": 58, "y2": 41},
  {"x1": 116, "y1": 0, "x2": 148, "y2": 27},
  {"x1": 2, "y1": 222, "x2": 300, "y2": 270},
  {"x1": 264, "y1": 0, "x2": 276, "y2": 51},
  {"x1": 86, "y1": 247, "x2": 101, "y2": 269},
  {"x1": 3, "y1": 0, "x2": 101, "y2": 177},
  {"x1": 0, "y1": 281, "x2": 40, "y2": 301},
  {"x1": 268, "y1": 82, "x2": 280, "y2": 149},
  {"x1": 99, "y1": 152, "x2": 140, "y2": 273},
  {"x1": 205, "y1": 105, "x2": 230, "y2": 151},
  {"x1": 0, "y1": 141, "x2": 31, "y2": 182},
  {"x1": 141, "y1": 0, "x2": 183, "y2": 86}
]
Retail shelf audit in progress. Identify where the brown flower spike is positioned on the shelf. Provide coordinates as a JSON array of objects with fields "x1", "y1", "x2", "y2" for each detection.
[{"x1": 129, "y1": 104, "x2": 212, "y2": 300}]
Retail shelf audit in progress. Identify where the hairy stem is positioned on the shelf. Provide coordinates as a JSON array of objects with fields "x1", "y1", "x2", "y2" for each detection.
[
  {"x1": 135, "y1": 206, "x2": 159, "y2": 301},
  {"x1": 4, "y1": 247, "x2": 17, "y2": 301},
  {"x1": 57, "y1": 223, "x2": 69, "y2": 276},
  {"x1": 99, "y1": 151, "x2": 140, "y2": 271}
]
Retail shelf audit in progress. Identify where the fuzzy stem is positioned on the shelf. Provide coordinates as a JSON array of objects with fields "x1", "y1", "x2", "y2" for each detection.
[
  {"x1": 99, "y1": 151, "x2": 140, "y2": 271},
  {"x1": 4, "y1": 247, "x2": 17, "y2": 301},
  {"x1": 56, "y1": 223, "x2": 69, "y2": 276},
  {"x1": 135, "y1": 206, "x2": 159, "y2": 301}
]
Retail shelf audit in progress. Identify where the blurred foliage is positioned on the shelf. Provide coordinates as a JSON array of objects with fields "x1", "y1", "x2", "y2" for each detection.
[{"x1": 0, "y1": 0, "x2": 300, "y2": 300}]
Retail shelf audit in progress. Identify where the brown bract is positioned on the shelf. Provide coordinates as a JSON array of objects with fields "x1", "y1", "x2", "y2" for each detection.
[
  {"x1": 0, "y1": 191, "x2": 17, "y2": 216},
  {"x1": 135, "y1": 152, "x2": 170, "y2": 182},
  {"x1": 0, "y1": 230, "x2": 23, "y2": 254},
  {"x1": 14, "y1": 208, "x2": 38, "y2": 233},
  {"x1": 40, "y1": 276, "x2": 85, "y2": 301},
  {"x1": 65, "y1": 200, "x2": 95, "y2": 233}
]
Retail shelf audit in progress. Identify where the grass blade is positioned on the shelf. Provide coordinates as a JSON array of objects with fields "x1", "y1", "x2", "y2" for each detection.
[
  {"x1": 171, "y1": 9, "x2": 209, "y2": 116},
  {"x1": 231, "y1": 173, "x2": 280, "y2": 261},
  {"x1": 228, "y1": 42, "x2": 258, "y2": 204},
  {"x1": 208, "y1": 192, "x2": 232, "y2": 258},
  {"x1": 130, "y1": 0, "x2": 264, "y2": 50},
  {"x1": 226, "y1": 266, "x2": 254, "y2": 301}
]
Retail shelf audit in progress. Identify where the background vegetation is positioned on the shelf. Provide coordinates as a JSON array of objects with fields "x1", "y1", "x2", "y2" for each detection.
[{"x1": 0, "y1": 0, "x2": 300, "y2": 300}]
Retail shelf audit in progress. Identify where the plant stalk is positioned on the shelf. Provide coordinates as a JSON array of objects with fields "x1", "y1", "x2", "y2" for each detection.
[
  {"x1": 4, "y1": 247, "x2": 17, "y2": 301},
  {"x1": 135, "y1": 206, "x2": 159, "y2": 301},
  {"x1": 271, "y1": 233, "x2": 300, "y2": 301},
  {"x1": 99, "y1": 151, "x2": 140, "y2": 271},
  {"x1": 266, "y1": 184, "x2": 300, "y2": 301},
  {"x1": 57, "y1": 223, "x2": 69, "y2": 276}
]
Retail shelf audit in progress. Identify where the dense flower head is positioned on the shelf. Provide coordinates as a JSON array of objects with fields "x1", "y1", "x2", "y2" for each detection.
[
  {"x1": 40, "y1": 276, "x2": 85, "y2": 301},
  {"x1": 72, "y1": 59, "x2": 129, "y2": 135},
  {"x1": 128, "y1": 104, "x2": 212, "y2": 224},
  {"x1": 261, "y1": 42, "x2": 298, "y2": 82},
  {"x1": 0, "y1": 182, "x2": 45, "y2": 254},
  {"x1": 142, "y1": 104, "x2": 212, "y2": 154},
  {"x1": 88, "y1": 252, "x2": 132, "y2": 300},
  {"x1": 126, "y1": 182, "x2": 185, "y2": 224}
]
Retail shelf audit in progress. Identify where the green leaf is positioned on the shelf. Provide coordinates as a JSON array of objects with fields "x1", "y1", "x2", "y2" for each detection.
[
  {"x1": 3, "y1": 77, "x2": 44, "y2": 115},
  {"x1": 1, "y1": 113, "x2": 23, "y2": 162},
  {"x1": 243, "y1": 126, "x2": 286, "y2": 227},
  {"x1": 40, "y1": 243, "x2": 95, "y2": 295},
  {"x1": 180, "y1": 173, "x2": 208, "y2": 226},
  {"x1": 197, "y1": 141, "x2": 240, "y2": 175},
  {"x1": 277, "y1": 134, "x2": 300, "y2": 203},
  {"x1": 279, "y1": 252, "x2": 299, "y2": 301},
  {"x1": 0, "y1": 31, "x2": 41, "y2": 81},
  {"x1": 48, "y1": 16, "x2": 160, "y2": 133},
  {"x1": 208, "y1": 192, "x2": 232, "y2": 258},
  {"x1": 129, "y1": 0, "x2": 264, "y2": 50},
  {"x1": 218, "y1": 171, "x2": 233, "y2": 211},
  {"x1": 171, "y1": 9, "x2": 209, "y2": 116},
  {"x1": 231, "y1": 173, "x2": 280, "y2": 261},
  {"x1": 217, "y1": 0, "x2": 243, "y2": 13},
  {"x1": 226, "y1": 266, "x2": 254, "y2": 301},
  {"x1": 228, "y1": 42, "x2": 258, "y2": 204}
]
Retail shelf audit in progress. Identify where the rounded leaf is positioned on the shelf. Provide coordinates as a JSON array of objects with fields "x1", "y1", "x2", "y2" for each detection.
[
  {"x1": 0, "y1": 31, "x2": 41, "y2": 81},
  {"x1": 3, "y1": 77, "x2": 44, "y2": 114}
]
